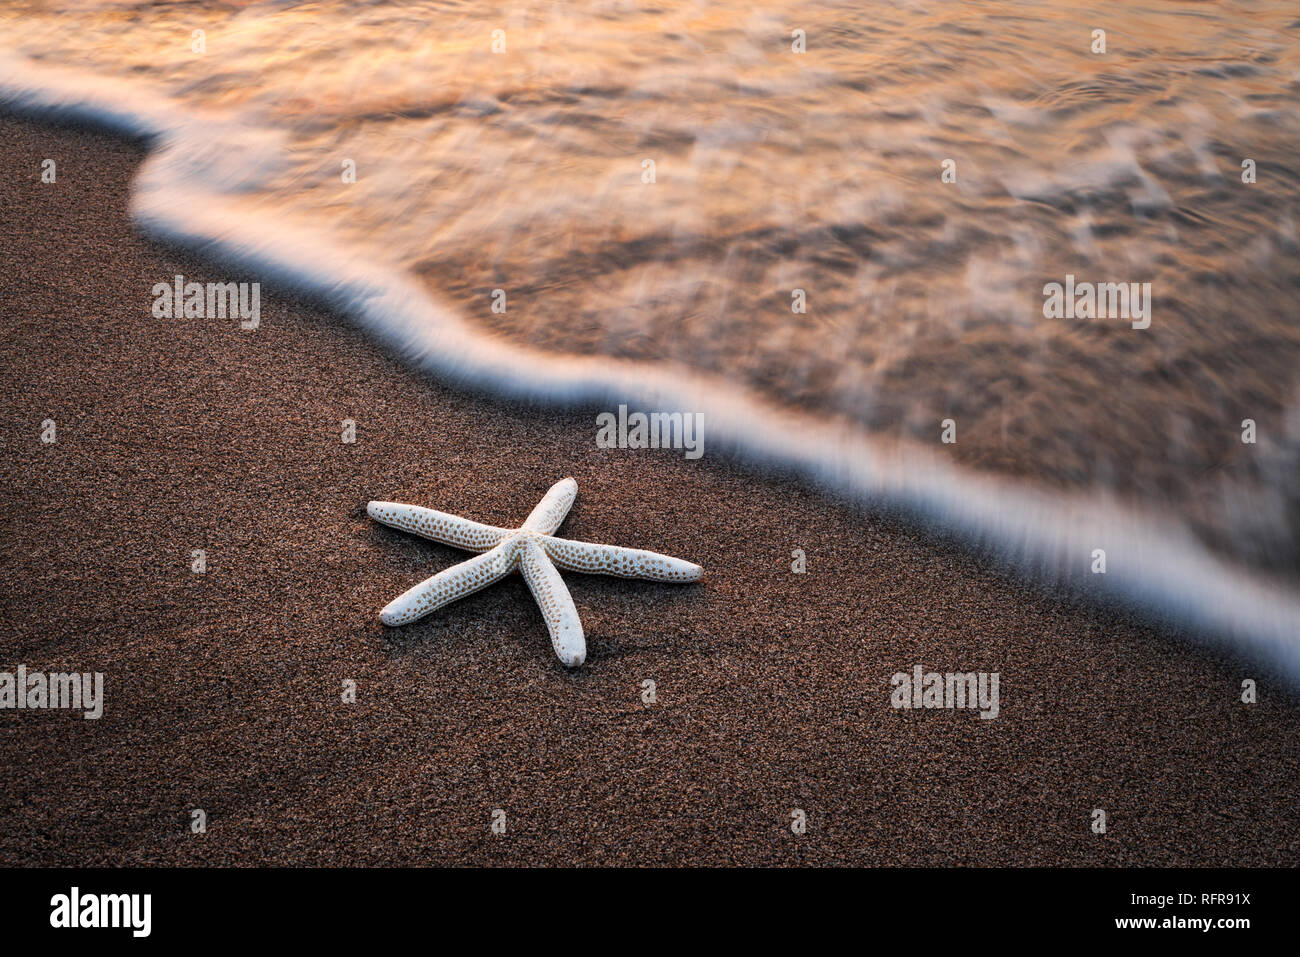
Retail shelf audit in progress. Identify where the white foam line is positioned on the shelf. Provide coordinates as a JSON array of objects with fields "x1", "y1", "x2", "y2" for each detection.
[{"x1": 5, "y1": 54, "x2": 1299, "y2": 681}]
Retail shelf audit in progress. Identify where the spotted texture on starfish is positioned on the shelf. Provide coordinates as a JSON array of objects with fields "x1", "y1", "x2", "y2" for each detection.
[
  {"x1": 364, "y1": 503, "x2": 507, "y2": 553},
  {"x1": 543, "y1": 537, "x2": 701, "y2": 582},
  {"x1": 367, "y1": 477, "x2": 702, "y2": 667},
  {"x1": 378, "y1": 547, "x2": 511, "y2": 626},
  {"x1": 522, "y1": 479, "x2": 578, "y2": 535},
  {"x1": 520, "y1": 541, "x2": 584, "y2": 666}
]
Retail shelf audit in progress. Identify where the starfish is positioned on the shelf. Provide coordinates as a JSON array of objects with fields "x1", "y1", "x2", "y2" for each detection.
[{"x1": 366, "y1": 478, "x2": 703, "y2": 667}]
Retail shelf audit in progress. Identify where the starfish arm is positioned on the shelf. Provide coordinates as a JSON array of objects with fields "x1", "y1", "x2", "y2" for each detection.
[
  {"x1": 379, "y1": 544, "x2": 514, "y2": 626},
  {"x1": 521, "y1": 477, "x2": 578, "y2": 535},
  {"x1": 519, "y1": 542, "x2": 586, "y2": 667},
  {"x1": 543, "y1": 537, "x2": 703, "y2": 583},
  {"x1": 367, "y1": 501, "x2": 509, "y2": 553}
]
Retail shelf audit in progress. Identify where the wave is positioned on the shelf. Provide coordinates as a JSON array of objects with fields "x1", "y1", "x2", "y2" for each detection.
[{"x1": 5, "y1": 52, "x2": 1300, "y2": 682}]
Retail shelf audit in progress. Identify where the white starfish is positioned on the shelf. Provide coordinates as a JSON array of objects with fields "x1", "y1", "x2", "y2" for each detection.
[{"x1": 366, "y1": 478, "x2": 703, "y2": 667}]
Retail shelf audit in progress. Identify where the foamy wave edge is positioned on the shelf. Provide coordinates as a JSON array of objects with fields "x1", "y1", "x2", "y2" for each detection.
[{"x1": 5, "y1": 55, "x2": 1299, "y2": 683}]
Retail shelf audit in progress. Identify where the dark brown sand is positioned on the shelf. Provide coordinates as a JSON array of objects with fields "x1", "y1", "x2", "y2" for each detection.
[{"x1": 0, "y1": 115, "x2": 1297, "y2": 866}]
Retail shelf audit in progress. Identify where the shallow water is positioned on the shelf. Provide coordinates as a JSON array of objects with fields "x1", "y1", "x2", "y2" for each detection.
[{"x1": 3, "y1": 1, "x2": 1300, "y2": 654}]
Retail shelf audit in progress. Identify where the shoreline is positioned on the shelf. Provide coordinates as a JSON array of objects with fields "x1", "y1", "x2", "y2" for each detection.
[
  {"x1": 4, "y1": 57, "x2": 1300, "y2": 683},
  {"x1": 2, "y1": 113, "x2": 1299, "y2": 865}
]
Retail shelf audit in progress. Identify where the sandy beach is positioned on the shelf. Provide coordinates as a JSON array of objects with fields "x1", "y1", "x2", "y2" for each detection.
[{"x1": 1, "y1": 114, "x2": 1298, "y2": 866}]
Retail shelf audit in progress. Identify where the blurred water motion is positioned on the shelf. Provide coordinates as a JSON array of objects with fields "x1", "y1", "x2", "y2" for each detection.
[{"x1": 4, "y1": 0, "x2": 1300, "y2": 578}]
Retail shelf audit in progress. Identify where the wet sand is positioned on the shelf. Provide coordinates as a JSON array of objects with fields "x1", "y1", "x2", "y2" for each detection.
[{"x1": 1, "y1": 114, "x2": 1297, "y2": 866}]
